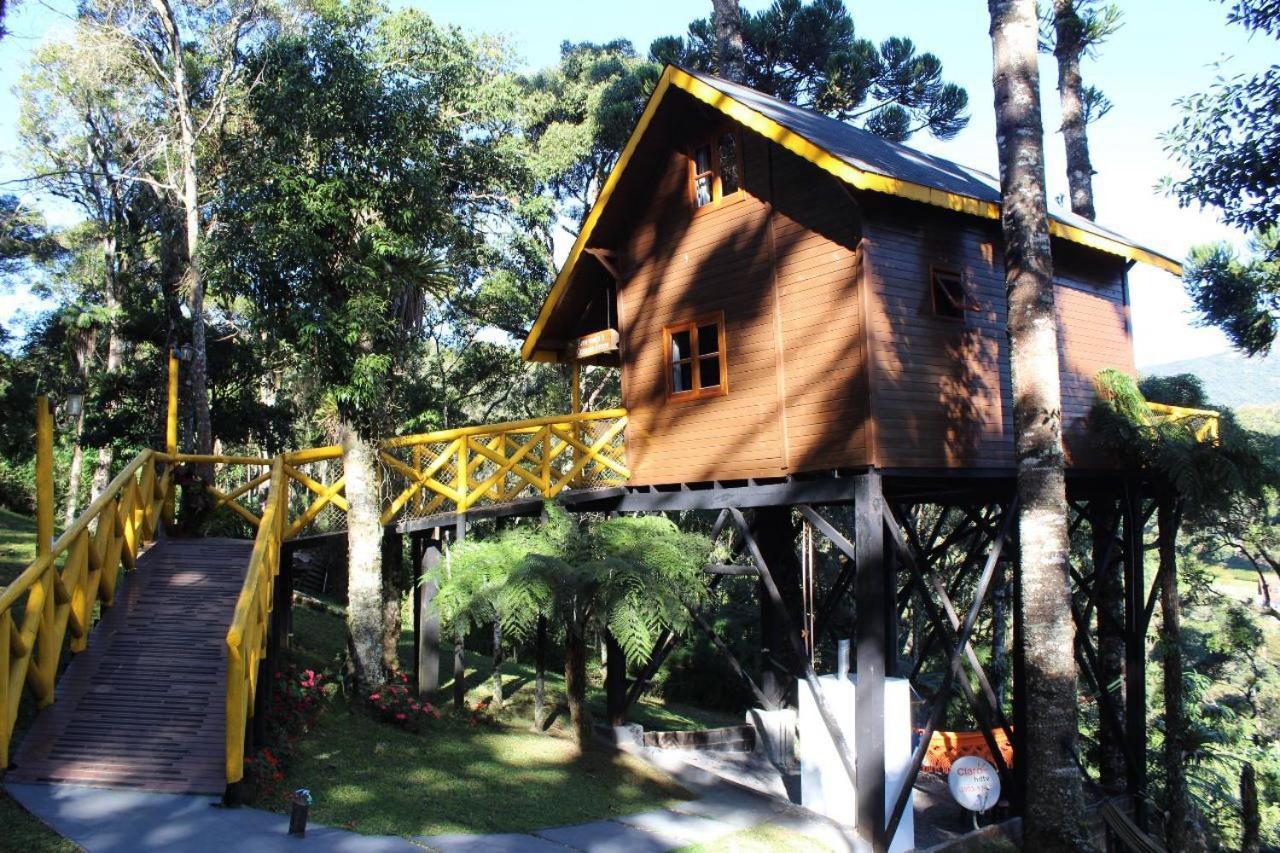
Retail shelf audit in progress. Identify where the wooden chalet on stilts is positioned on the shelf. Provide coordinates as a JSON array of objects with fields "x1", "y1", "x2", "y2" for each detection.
[{"x1": 512, "y1": 65, "x2": 1189, "y2": 851}]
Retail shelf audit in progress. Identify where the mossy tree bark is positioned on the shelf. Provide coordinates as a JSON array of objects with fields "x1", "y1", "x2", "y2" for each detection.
[
  {"x1": 989, "y1": 0, "x2": 1090, "y2": 847},
  {"x1": 1158, "y1": 495, "x2": 1205, "y2": 851},
  {"x1": 343, "y1": 423, "x2": 385, "y2": 692},
  {"x1": 711, "y1": 0, "x2": 746, "y2": 84},
  {"x1": 1051, "y1": 0, "x2": 1097, "y2": 221},
  {"x1": 1093, "y1": 499, "x2": 1127, "y2": 793}
]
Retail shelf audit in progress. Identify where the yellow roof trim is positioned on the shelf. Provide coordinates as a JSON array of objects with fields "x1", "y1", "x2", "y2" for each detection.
[{"x1": 521, "y1": 65, "x2": 1182, "y2": 360}]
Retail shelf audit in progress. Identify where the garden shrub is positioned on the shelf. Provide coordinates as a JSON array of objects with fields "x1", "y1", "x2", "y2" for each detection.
[
  {"x1": 365, "y1": 667, "x2": 440, "y2": 732},
  {"x1": 243, "y1": 664, "x2": 330, "y2": 804}
]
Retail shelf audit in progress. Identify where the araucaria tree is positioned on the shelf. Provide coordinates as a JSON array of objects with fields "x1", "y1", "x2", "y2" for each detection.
[
  {"x1": 988, "y1": 0, "x2": 1090, "y2": 848},
  {"x1": 652, "y1": 0, "x2": 969, "y2": 141},
  {"x1": 1041, "y1": 0, "x2": 1120, "y2": 220},
  {"x1": 209, "y1": 3, "x2": 530, "y2": 691},
  {"x1": 1166, "y1": 0, "x2": 1280, "y2": 355}
]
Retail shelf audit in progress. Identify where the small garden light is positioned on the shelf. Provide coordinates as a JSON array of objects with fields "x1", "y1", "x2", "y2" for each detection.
[
  {"x1": 172, "y1": 344, "x2": 194, "y2": 362},
  {"x1": 288, "y1": 788, "x2": 313, "y2": 837}
]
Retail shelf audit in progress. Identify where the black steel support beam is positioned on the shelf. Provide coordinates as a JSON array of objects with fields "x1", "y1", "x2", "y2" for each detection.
[{"x1": 854, "y1": 473, "x2": 887, "y2": 851}]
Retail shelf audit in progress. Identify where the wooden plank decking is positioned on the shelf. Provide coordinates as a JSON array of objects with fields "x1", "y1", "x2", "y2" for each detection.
[{"x1": 8, "y1": 538, "x2": 250, "y2": 794}]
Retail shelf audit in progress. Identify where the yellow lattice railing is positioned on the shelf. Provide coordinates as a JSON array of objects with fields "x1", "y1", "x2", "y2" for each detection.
[
  {"x1": 224, "y1": 458, "x2": 286, "y2": 786},
  {"x1": 1148, "y1": 402, "x2": 1220, "y2": 444},
  {"x1": 0, "y1": 449, "x2": 171, "y2": 768},
  {"x1": 378, "y1": 409, "x2": 630, "y2": 524},
  {"x1": 218, "y1": 408, "x2": 628, "y2": 785}
]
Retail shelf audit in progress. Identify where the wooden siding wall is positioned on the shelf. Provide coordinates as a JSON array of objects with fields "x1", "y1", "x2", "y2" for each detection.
[
  {"x1": 618, "y1": 130, "x2": 789, "y2": 485},
  {"x1": 862, "y1": 201, "x2": 1013, "y2": 469},
  {"x1": 862, "y1": 195, "x2": 1130, "y2": 470},
  {"x1": 769, "y1": 146, "x2": 869, "y2": 473},
  {"x1": 612, "y1": 101, "x2": 1132, "y2": 485},
  {"x1": 1055, "y1": 252, "x2": 1134, "y2": 465}
]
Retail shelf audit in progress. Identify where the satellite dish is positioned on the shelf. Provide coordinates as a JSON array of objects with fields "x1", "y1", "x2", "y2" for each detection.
[{"x1": 948, "y1": 756, "x2": 1000, "y2": 814}]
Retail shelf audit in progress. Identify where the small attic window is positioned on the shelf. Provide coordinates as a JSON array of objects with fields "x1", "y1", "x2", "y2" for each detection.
[
  {"x1": 930, "y1": 266, "x2": 970, "y2": 319},
  {"x1": 690, "y1": 130, "x2": 743, "y2": 209}
]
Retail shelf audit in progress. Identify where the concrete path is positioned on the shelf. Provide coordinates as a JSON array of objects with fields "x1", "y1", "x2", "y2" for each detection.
[
  {"x1": 6, "y1": 750, "x2": 854, "y2": 852},
  {"x1": 4, "y1": 783, "x2": 420, "y2": 852}
]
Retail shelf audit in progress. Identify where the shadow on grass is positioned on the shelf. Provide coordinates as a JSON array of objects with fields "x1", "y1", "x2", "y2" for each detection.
[{"x1": 279, "y1": 702, "x2": 691, "y2": 838}]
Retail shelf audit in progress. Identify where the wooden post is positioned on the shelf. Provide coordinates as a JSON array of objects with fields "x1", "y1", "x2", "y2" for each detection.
[
  {"x1": 854, "y1": 471, "x2": 887, "y2": 852},
  {"x1": 276, "y1": 543, "x2": 294, "y2": 653},
  {"x1": 414, "y1": 534, "x2": 442, "y2": 697},
  {"x1": 570, "y1": 362, "x2": 582, "y2": 487},
  {"x1": 1122, "y1": 478, "x2": 1149, "y2": 829},
  {"x1": 751, "y1": 507, "x2": 801, "y2": 709},
  {"x1": 605, "y1": 632, "x2": 627, "y2": 726},
  {"x1": 36, "y1": 395, "x2": 54, "y2": 558},
  {"x1": 452, "y1": 517, "x2": 468, "y2": 710},
  {"x1": 163, "y1": 350, "x2": 179, "y2": 527}
]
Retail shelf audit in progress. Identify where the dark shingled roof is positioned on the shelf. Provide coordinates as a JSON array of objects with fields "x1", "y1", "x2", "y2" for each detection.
[{"x1": 682, "y1": 68, "x2": 1177, "y2": 269}]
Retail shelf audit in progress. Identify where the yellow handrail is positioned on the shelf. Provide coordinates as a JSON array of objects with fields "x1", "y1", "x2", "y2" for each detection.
[
  {"x1": 224, "y1": 458, "x2": 286, "y2": 786},
  {"x1": 377, "y1": 409, "x2": 630, "y2": 522},
  {"x1": 1147, "y1": 402, "x2": 1221, "y2": 444},
  {"x1": 0, "y1": 448, "x2": 171, "y2": 769}
]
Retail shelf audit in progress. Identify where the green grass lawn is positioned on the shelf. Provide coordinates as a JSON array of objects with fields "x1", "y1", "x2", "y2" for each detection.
[
  {"x1": 277, "y1": 602, "x2": 704, "y2": 837},
  {"x1": 283, "y1": 705, "x2": 689, "y2": 837},
  {"x1": 0, "y1": 506, "x2": 39, "y2": 590},
  {"x1": 0, "y1": 789, "x2": 79, "y2": 852},
  {"x1": 677, "y1": 823, "x2": 833, "y2": 852}
]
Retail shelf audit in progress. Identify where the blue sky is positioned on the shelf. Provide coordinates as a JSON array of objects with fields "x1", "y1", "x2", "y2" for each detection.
[{"x1": 1, "y1": 0, "x2": 1274, "y2": 367}]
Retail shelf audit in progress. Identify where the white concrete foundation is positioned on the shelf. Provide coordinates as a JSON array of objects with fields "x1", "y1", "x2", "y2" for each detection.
[{"x1": 798, "y1": 674, "x2": 914, "y2": 853}]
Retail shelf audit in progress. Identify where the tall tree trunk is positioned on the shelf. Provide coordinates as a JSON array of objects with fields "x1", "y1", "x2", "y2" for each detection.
[
  {"x1": 565, "y1": 627, "x2": 591, "y2": 750},
  {"x1": 711, "y1": 0, "x2": 747, "y2": 84},
  {"x1": 381, "y1": 532, "x2": 403, "y2": 673},
  {"x1": 152, "y1": 0, "x2": 213, "y2": 467},
  {"x1": 1092, "y1": 499, "x2": 1127, "y2": 793},
  {"x1": 63, "y1": 327, "x2": 95, "y2": 525},
  {"x1": 1241, "y1": 763, "x2": 1261, "y2": 853},
  {"x1": 1158, "y1": 497, "x2": 1203, "y2": 851},
  {"x1": 1052, "y1": 0, "x2": 1096, "y2": 220},
  {"x1": 91, "y1": 238, "x2": 124, "y2": 501},
  {"x1": 988, "y1": 1, "x2": 1090, "y2": 848},
  {"x1": 343, "y1": 423, "x2": 385, "y2": 692}
]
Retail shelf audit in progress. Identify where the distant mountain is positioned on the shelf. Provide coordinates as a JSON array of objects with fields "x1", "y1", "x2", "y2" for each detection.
[{"x1": 1141, "y1": 351, "x2": 1280, "y2": 410}]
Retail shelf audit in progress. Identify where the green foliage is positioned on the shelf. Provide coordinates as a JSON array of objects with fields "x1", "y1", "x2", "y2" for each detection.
[
  {"x1": 1165, "y1": 0, "x2": 1280, "y2": 240},
  {"x1": 520, "y1": 41, "x2": 660, "y2": 228},
  {"x1": 1182, "y1": 230, "x2": 1280, "y2": 357},
  {"x1": 433, "y1": 509, "x2": 711, "y2": 668},
  {"x1": 209, "y1": 1, "x2": 537, "y2": 437},
  {"x1": 1165, "y1": 1, "x2": 1280, "y2": 355},
  {"x1": 1090, "y1": 369, "x2": 1275, "y2": 513},
  {"x1": 651, "y1": 0, "x2": 969, "y2": 141}
]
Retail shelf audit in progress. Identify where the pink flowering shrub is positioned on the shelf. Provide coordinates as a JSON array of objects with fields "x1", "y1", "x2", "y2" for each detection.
[
  {"x1": 366, "y1": 667, "x2": 440, "y2": 733},
  {"x1": 243, "y1": 664, "x2": 329, "y2": 804}
]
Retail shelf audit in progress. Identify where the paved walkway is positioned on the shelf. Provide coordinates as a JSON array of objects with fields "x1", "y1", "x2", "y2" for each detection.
[
  {"x1": 5, "y1": 765, "x2": 851, "y2": 852},
  {"x1": 9, "y1": 539, "x2": 251, "y2": 794}
]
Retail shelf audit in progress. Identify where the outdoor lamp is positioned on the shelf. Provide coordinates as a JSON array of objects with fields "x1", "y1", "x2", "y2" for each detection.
[
  {"x1": 63, "y1": 388, "x2": 85, "y2": 419},
  {"x1": 173, "y1": 344, "x2": 194, "y2": 362}
]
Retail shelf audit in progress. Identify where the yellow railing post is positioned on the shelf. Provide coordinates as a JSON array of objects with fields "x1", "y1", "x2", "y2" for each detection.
[
  {"x1": 570, "y1": 363, "x2": 582, "y2": 487},
  {"x1": 163, "y1": 350, "x2": 180, "y2": 527}
]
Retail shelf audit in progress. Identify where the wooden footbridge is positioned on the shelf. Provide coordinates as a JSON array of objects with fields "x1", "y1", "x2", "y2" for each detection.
[
  {"x1": 0, "y1": 390, "x2": 1217, "y2": 809},
  {"x1": 0, "y1": 407, "x2": 629, "y2": 796}
]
